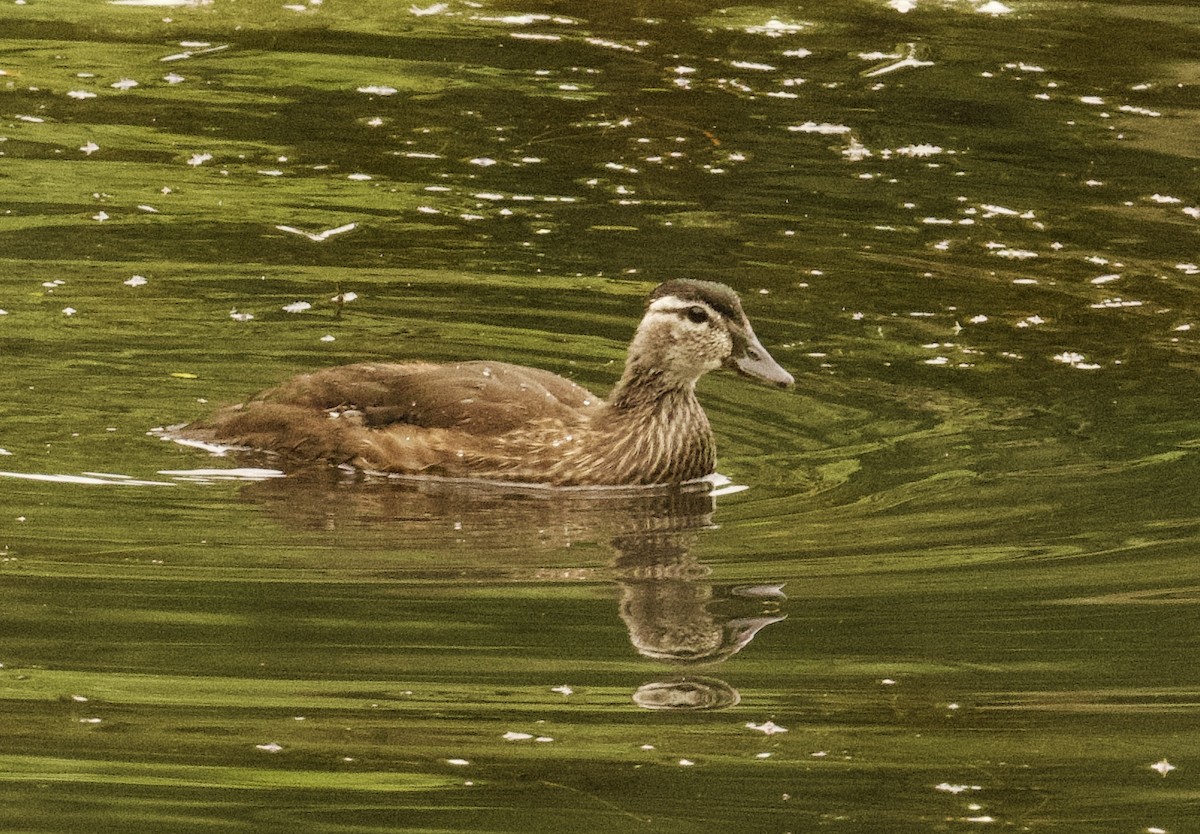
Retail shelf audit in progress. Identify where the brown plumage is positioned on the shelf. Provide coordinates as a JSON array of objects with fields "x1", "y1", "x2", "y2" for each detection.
[{"x1": 175, "y1": 279, "x2": 794, "y2": 486}]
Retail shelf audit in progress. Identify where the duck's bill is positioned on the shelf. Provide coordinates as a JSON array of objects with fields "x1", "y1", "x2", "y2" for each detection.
[{"x1": 729, "y1": 328, "x2": 795, "y2": 387}]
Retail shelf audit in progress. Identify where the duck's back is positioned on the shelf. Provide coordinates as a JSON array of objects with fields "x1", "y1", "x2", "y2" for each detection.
[
  {"x1": 178, "y1": 361, "x2": 604, "y2": 470},
  {"x1": 259, "y1": 361, "x2": 599, "y2": 433}
]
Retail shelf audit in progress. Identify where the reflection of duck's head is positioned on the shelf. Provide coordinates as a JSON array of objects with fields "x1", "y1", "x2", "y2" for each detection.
[
  {"x1": 619, "y1": 579, "x2": 787, "y2": 665},
  {"x1": 175, "y1": 280, "x2": 792, "y2": 486}
]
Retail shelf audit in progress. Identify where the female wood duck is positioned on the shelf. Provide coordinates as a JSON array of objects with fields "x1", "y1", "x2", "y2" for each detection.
[{"x1": 176, "y1": 280, "x2": 794, "y2": 486}]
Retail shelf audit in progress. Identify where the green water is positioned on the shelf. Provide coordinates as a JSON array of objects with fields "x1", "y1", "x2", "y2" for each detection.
[{"x1": 2, "y1": 1, "x2": 1198, "y2": 831}]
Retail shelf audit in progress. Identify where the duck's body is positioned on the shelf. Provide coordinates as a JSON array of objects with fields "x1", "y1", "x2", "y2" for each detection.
[{"x1": 176, "y1": 280, "x2": 793, "y2": 486}]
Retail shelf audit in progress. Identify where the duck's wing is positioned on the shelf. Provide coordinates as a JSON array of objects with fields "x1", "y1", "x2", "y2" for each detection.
[{"x1": 254, "y1": 361, "x2": 602, "y2": 435}]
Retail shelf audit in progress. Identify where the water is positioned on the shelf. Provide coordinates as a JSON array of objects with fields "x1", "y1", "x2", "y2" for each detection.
[{"x1": 2, "y1": 1, "x2": 1198, "y2": 831}]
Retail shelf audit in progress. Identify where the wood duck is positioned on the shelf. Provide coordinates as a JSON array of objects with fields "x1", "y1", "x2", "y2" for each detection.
[{"x1": 176, "y1": 279, "x2": 794, "y2": 486}]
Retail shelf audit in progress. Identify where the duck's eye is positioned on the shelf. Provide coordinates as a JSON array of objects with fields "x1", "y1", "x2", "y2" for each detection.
[{"x1": 686, "y1": 306, "x2": 709, "y2": 324}]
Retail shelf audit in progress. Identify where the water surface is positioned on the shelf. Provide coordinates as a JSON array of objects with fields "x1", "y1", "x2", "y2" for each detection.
[{"x1": 2, "y1": 1, "x2": 1198, "y2": 832}]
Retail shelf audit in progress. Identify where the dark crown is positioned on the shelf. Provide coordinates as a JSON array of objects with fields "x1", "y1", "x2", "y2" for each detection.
[{"x1": 647, "y1": 279, "x2": 744, "y2": 323}]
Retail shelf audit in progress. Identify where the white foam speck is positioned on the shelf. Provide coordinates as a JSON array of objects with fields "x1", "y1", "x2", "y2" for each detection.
[
  {"x1": 977, "y1": 1, "x2": 1013, "y2": 14},
  {"x1": 788, "y1": 121, "x2": 851, "y2": 135}
]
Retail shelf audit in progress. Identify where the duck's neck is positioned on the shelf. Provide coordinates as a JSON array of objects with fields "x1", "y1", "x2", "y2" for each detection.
[
  {"x1": 596, "y1": 365, "x2": 715, "y2": 484},
  {"x1": 608, "y1": 365, "x2": 684, "y2": 411},
  {"x1": 607, "y1": 341, "x2": 706, "y2": 408}
]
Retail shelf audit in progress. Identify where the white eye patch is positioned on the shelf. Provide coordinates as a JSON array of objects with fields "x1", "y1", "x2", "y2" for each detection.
[{"x1": 646, "y1": 296, "x2": 720, "y2": 324}]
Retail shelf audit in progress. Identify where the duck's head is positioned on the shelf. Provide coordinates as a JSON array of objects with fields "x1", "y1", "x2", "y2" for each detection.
[{"x1": 625, "y1": 279, "x2": 795, "y2": 390}]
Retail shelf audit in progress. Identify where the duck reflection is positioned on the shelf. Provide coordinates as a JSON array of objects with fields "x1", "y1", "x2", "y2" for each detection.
[
  {"x1": 610, "y1": 505, "x2": 786, "y2": 665},
  {"x1": 228, "y1": 466, "x2": 786, "y2": 709},
  {"x1": 606, "y1": 500, "x2": 786, "y2": 711}
]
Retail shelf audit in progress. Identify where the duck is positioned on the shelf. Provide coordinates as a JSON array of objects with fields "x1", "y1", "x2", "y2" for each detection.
[{"x1": 175, "y1": 279, "x2": 794, "y2": 486}]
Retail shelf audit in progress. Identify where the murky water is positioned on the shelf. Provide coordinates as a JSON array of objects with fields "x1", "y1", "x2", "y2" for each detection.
[{"x1": 2, "y1": 1, "x2": 1198, "y2": 831}]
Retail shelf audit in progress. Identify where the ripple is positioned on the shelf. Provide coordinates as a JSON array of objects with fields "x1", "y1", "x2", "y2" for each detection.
[
  {"x1": 0, "y1": 470, "x2": 174, "y2": 486},
  {"x1": 632, "y1": 677, "x2": 741, "y2": 711}
]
